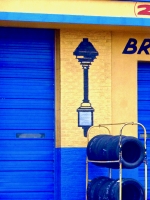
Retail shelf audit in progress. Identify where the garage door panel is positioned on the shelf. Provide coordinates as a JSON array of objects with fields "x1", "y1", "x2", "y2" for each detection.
[
  {"x1": 0, "y1": 27, "x2": 55, "y2": 199},
  {"x1": 138, "y1": 91, "x2": 150, "y2": 99},
  {"x1": 138, "y1": 100, "x2": 150, "y2": 107},
  {"x1": 0, "y1": 171, "x2": 54, "y2": 180},
  {"x1": 0, "y1": 109, "x2": 54, "y2": 129},
  {"x1": 0, "y1": 130, "x2": 54, "y2": 139},
  {"x1": 0, "y1": 140, "x2": 54, "y2": 161},
  {"x1": 0, "y1": 109, "x2": 54, "y2": 118},
  {"x1": 138, "y1": 61, "x2": 150, "y2": 198},
  {"x1": 0, "y1": 152, "x2": 54, "y2": 161},
  {"x1": 0, "y1": 60, "x2": 54, "y2": 69},
  {"x1": 0, "y1": 67, "x2": 54, "y2": 79},
  {"x1": 0, "y1": 50, "x2": 54, "y2": 59},
  {"x1": 0, "y1": 139, "x2": 54, "y2": 149},
  {"x1": 0, "y1": 161, "x2": 54, "y2": 171},
  {"x1": 0, "y1": 79, "x2": 54, "y2": 94},
  {"x1": 0, "y1": 171, "x2": 54, "y2": 191},
  {"x1": 0, "y1": 192, "x2": 54, "y2": 200},
  {"x1": 0, "y1": 92, "x2": 54, "y2": 99},
  {"x1": 0, "y1": 99, "x2": 54, "y2": 109},
  {"x1": 0, "y1": 93, "x2": 54, "y2": 100}
]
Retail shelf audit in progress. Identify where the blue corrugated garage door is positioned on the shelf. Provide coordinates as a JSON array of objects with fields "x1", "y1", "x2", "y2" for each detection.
[
  {"x1": 0, "y1": 27, "x2": 55, "y2": 199},
  {"x1": 138, "y1": 61, "x2": 150, "y2": 199}
]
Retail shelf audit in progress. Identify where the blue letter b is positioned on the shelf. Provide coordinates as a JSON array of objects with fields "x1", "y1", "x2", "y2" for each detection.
[{"x1": 122, "y1": 38, "x2": 137, "y2": 54}]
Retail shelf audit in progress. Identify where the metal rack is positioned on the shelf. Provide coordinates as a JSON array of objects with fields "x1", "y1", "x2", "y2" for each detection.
[{"x1": 86, "y1": 122, "x2": 148, "y2": 200}]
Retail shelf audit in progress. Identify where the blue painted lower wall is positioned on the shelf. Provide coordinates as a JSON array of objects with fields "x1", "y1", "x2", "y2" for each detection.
[{"x1": 55, "y1": 147, "x2": 139, "y2": 200}]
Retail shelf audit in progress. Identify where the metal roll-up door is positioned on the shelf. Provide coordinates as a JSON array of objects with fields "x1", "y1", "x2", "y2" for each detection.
[
  {"x1": 0, "y1": 27, "x2": 55, "y2": 199},
  {"x1": 138, "y1": 61, "x2": 150, "y2": 198}
]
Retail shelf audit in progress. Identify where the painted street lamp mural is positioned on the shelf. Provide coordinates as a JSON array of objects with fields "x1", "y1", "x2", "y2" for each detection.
[{"x1": 73, "y1": 38, "x2": 99, "y2": 137}]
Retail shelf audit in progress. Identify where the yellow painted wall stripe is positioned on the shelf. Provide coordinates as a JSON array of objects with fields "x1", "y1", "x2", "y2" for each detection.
[{"x1": 0, "y1": 0, "x2": 150, "y2": 18}]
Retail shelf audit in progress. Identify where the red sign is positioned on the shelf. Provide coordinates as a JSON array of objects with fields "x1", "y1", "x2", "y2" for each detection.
[{"x1": 134, "y1": 2, "x2": 150, "y2": 17}]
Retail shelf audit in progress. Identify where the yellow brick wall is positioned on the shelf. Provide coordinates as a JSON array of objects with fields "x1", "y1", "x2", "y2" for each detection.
[
  {"x1": 111, "y1": 31, "x2": 150, "y2": 137},
  {"x1": 59, "y1": 29, "x2": 112, "y2": 147}
]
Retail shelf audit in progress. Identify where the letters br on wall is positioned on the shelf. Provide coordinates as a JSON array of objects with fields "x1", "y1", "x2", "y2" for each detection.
[{"x1": 123, "y1": 38, "x2": 150, "y2": 55}]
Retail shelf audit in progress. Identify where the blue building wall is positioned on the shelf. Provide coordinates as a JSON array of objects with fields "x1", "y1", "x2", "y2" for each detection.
[{"x1": 56, "y1": 148, "x2": 139, "y2": 200}]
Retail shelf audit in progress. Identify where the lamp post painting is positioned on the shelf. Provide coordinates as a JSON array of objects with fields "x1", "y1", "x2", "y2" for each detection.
[{"x1": 73, "y1": 38, "x2": 99, "y2": 137}]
